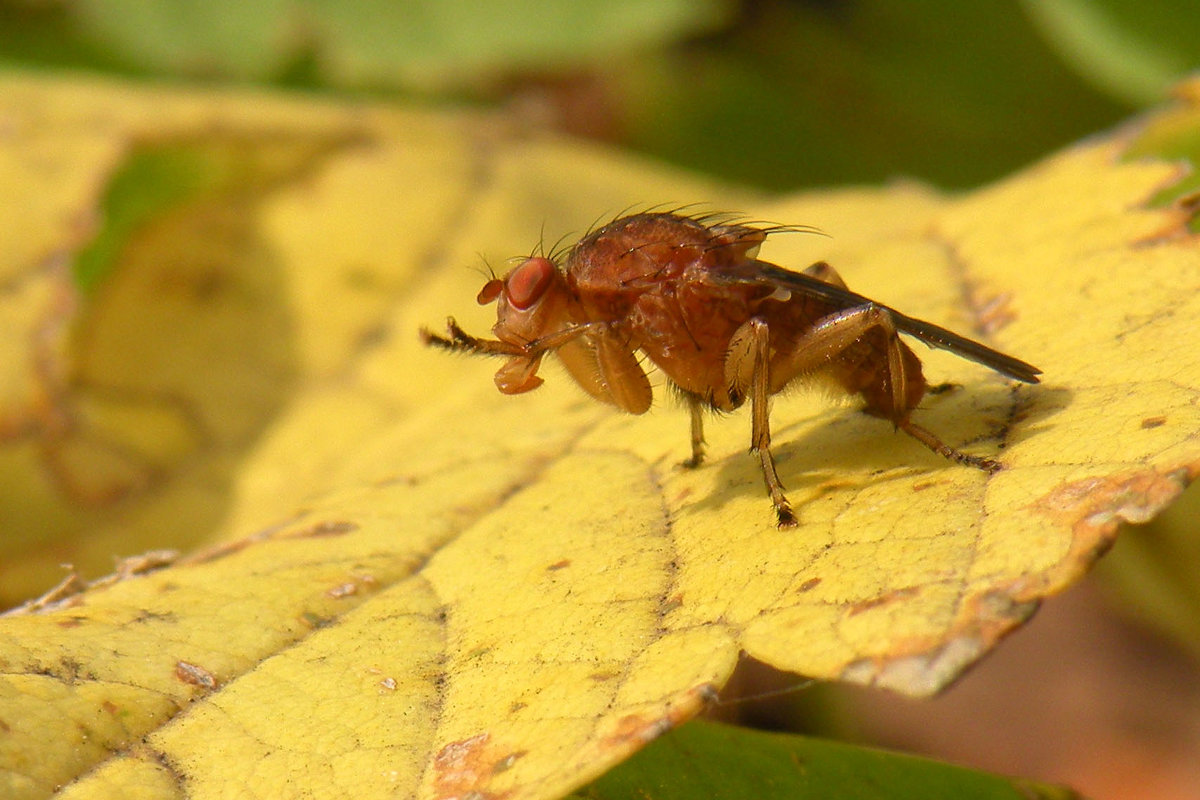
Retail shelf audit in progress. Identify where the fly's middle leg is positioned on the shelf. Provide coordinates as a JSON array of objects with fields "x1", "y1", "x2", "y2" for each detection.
[
  {"x1": 727, "y1": 317, "x2": 797, "y2": 528},
  {"x1": 680, "y1": 395, "x2": 706, "y2": 469}
]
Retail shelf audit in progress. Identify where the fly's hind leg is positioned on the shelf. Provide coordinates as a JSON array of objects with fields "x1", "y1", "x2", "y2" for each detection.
[
  {"x1": 896, "y1": 419, "x2": 1001, "y2": 473},
  {"x1": 778, "y1": 303, "x2": 1001, "y2": 474},
  {"x1": 726, "y1": 318, "x2": 797, "y2": 528}
]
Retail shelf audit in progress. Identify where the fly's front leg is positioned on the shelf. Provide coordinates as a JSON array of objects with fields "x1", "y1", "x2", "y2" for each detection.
[
  {"x1": 420, "y1": 317, "x2": 526, "y2": 357},
  {"x1": 421, "y1": 317, "x2": 604, "y2": 395},
  {"x1": 421, "y1": 316, "x2": 596, "y2": 356},
  {"x1": 727, "y1": 318, "x2": 797, "y2": 528}
]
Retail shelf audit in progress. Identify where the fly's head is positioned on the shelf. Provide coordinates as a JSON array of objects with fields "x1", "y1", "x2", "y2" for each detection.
[{"x1": 476, "y1": 256, "x2": 578, "y2": 395}]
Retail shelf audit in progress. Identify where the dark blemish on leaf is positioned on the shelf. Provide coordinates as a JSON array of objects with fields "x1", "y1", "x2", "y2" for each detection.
[
  {"x1": 1141, "y1": 415, "x2": 1166, "y2": 429},
  {"x1": 546, "y1": 559, "x2": 571, "y2": 571},
  {"x1": 356, "y1": 321, "x2": 391, "y2": 350},
  {"x1": 797, "y1": 577, "x2": 822, "y2": 592},
  {"x1": 492, "y1": 750, "x2": 527, "y2": 774},
  {"x1": 300, "y1": 611, "x2": 329, "y2": 628}
]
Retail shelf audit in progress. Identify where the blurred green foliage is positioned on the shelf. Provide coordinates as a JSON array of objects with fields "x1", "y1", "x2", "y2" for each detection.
[
  {"x1": 1022, "y1": 0, "x2": 1200, "y2": 105},
  {"x1": 2, "y1": 0, "x2": 1197, "y2": 191}
]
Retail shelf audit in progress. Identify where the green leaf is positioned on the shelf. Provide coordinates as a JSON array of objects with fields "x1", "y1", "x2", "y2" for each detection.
[{"x1": 574, "y1": 721, "x2": 1079, "y2": 800}]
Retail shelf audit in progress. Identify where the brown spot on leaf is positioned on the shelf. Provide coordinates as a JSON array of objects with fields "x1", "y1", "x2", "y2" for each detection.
[
  {"x1": 973, "y1": 291, "x2": 1018, "y2": 335},
  {"x1": 116, "y1": 549, "x2": 178, "y2": 579},
  {"x1": 21, "y1": 571, "x2": 85, "y2": 613},
  {"x1": 175, "y1": 660, "x2": 218, "y2": 690},
  {"x1": 848, "y1": 586, "x2": 920, "y2": 617},
  {"x1": 374, "y1": 472, "x2": 420, "y2": 488},
  {"x1": 1029, "y1": 466, "x2": 1194, "y2": 590},
  {"x1": 1035, "y1": 466, "x2": 1192, "y2": 532},
  {"x1": 604, "y1": 713, "x2": 673, "y2": 748},
  {"x1": 545, "y1": 559, "x2": 571, "y2": 571},
  {"x1": 1141, "y1": 415, "x2": 1167, "y2": 429},
  {"x1": 326, "y1": 582, "x2": 358, "y2": 599},
  {"x1": 797, "y1": 577, "x2": 822, "y2": 592},
  {"x1": 601, "y1": 684, "x2": 718, "y2": 749},
  {"x1": 433, "y1": 732, "x2": 508, "y2": 800},
  {"x1": 288, "y1": 520, "x2": 359, "y2": 538},
  {"x1": 185, "y1": 539, "x2": 249, "y2": 565}
]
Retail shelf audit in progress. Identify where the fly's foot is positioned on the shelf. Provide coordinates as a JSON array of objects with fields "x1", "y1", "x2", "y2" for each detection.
[
  {"x1": 926, "y1": 381, "x2": 960, "y2": 396},
  {"x1": 954, "y1": 451, "x2": 1003, "y2": 474},
  {"x1": 775, "y1": 502, "x2": 798, "y2": 529},
  {"x1": 419, "y1": 317, "x2": 472, "y2": 350}
]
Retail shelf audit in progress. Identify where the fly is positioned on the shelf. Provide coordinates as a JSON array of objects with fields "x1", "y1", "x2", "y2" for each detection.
[{"x1": 421, "y1": 212, "x2": 1040, "y2": 527}]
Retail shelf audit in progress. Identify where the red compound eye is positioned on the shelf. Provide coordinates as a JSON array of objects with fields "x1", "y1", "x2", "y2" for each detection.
[{"x1": 506, "y1": 257, "x2": 555, "y2": 309}]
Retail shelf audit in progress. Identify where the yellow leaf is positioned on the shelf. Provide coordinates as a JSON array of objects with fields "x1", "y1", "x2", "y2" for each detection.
[{"x1": 1, "y1": 73, "x2": 1198, "y2": 799}]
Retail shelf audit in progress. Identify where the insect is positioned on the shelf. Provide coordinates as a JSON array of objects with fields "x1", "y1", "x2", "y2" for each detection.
[{"x1": 421, "y1": 212, "x2": 1041, "y2": 527}]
